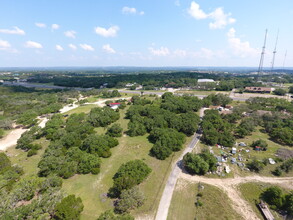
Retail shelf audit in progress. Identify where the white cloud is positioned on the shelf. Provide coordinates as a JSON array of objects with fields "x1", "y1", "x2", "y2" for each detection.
[
  {"x1": 209, "y1": 8, "x2": 236, "y2": 29},
  {"x1": 80, "y1": 44, "x2": 94, "y2": 51},
  {"x1": 102, "y1": 44, "x2": 116, "y2": 54},
  {"x1": 188, "y1": 1, "x2": 235, "y2": 29},
  {"x1": 24, "y1": 41, "x2": 43, "y2": 49},
  {"x1": 64, "y1": 30, "x2": 76, "y2": 38},
  {"x1": 175, "y1": 0, "x2": 180, "y2": 7},
  {"x1": 227, "y1": 28, "x2": 258, "y2": 57},
  {"x1": 0, "y1": 26, "x2": 25, "y2": 35},
  {"x1": 173, "y1": 49, "x2": 187, "y2": 57},
  {"x1": 51, "y1": 24, "x2": 60, "y2": 30},
  {"x1": 122, "y1": 6, "x2": 144, "y2": 15},
  {"x1": 149, "y1": 47, "x2": 170, "y2": 56},
  {"x1": 94, "y1": 26, "x2": 119, "y2": 37},
  {"x1": 35, "y1": 23, "x2": 46, "y2": 28},
  {"x1": 69, "y1": 44, "x2": 77, "y2": 50},
  {"x1": 0, "y1": 39, "x2": 11, "y2": 49},
  {"x1": 188, "y1": 2, "x2": 208, "y2": 19},
  {"x1": 56, "y1": 45, "x2": 64, "y2": 51}
]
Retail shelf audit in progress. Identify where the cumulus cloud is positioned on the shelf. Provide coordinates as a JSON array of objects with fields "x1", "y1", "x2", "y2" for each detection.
[
  {"x1": 69, "y1": 44, "x2": 77, "y2": 50},
  {"x1": 188, "y1": 1, "x2": 235, "y2": 29},
  {"x1": 0, "y1": 26, "x2": 25, "y2": 35},
  {"x1": 0, "y1": 39, "x2": 11, "y2": 49},
  {"x1": 149, "y1": 47, "x2": 170, "y2": 56},
  {"x1": 122, "y1": 6, "x2": 144, "y2": 15},
  {"x1": 64, "y1": 30, "x2": 76, "y2": 38},
  {"x1": 24, "y1": 41, "x2": 43, "y2": 49},
  {"x1": 188, "y1": 2, "x2": 208, "y2": 19},
  {"x1": 51, "y1": 24, "x2": 60, "y2": 30},
  {"x1": 35, "y1": 23, "x2": 46, "y2": 28},
  {"x1": 56, "y1": 45, "x2": 64, "y2": 51},
  {"x1": 227, "y1": 28, "x2": 258, "y2": 57},
  {"x1": 94, "y1": 26, "x2": 119, "y2": 37},
  {"x1": 80, "y1": 44, "x2": 94, "y2": 51},
  {"x1": 102, "y1": 44, "x2": 116, "y2": 54}
]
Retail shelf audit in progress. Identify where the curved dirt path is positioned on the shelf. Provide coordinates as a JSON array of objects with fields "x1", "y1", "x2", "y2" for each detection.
[
  {"x1": 0, "y1": 128, "x2": 28, "y2": 151},
  {"x1": 180, "y1": 173, "x2": 293, "y2": 220}
]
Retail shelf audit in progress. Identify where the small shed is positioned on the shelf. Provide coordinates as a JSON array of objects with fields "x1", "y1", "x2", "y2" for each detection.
[{"x1": 232, "y1": 147, "x2": 237, "y2": 154}]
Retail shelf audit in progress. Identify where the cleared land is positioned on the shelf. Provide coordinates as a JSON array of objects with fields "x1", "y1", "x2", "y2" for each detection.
[{"x1": 168, "y1": 179, "x2": 243, "y2": 220}]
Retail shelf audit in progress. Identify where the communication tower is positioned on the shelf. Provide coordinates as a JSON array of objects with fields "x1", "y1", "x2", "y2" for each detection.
[{"x1": 258, "y1": 29, "x2": 268, "y2": 75}]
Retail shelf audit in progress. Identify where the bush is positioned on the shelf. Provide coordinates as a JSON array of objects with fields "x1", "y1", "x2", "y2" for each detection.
[
  {"x1": 27, "y1": 149, "x2": 38, "y2": 157},
  {"x1": 183, "y1": 153, "x2": 209, "y2": 175},
  {"x1": 247, "y1": 159, "x2": 265, "y2": 173}
]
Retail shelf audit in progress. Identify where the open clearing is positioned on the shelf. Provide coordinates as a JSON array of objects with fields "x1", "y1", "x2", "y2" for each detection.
[{"x1": 168, "y1": 179, "x2": 243, "y2": 220}]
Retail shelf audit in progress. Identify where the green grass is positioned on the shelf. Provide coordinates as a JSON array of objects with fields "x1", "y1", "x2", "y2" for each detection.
[
  {"x1": 168, "y1": 179, "x2": 243, "y2": 220},
  {"x1": 62, "y1": 107, "x2": 190, "y2": 219},
  {"x1": 6, "y1": 137, "x2": 49, "y2": 176},
  {"x1": 238, "y1": 182, "x2": 288, "y2": 220},
  {"x1": 66, "y1": 104, "x2": 97, "y2": 115}
]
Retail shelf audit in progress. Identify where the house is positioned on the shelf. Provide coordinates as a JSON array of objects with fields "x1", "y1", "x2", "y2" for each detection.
[
  {"x1": 244, "y1": 87, "x2": 273, "y2": 93},
  {"x1": 108, "y1": 103, "x2": 121, "y2": 110}
]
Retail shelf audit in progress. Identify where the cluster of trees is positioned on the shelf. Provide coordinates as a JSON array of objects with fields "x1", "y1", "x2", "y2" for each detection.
[
  {"x1": 126, "y1": 94, "x2": 200, "y2": 159},
  {"x1": 37, "y1": 110, "x2": 120, "y2": 178},
  {"x1": 261, "y1": 186, "x2": 293, "y2": 215},
  {"x1": 201, "y1": 110, "x2": 235, "y2": 147},
  {"x1": 183, "y1": 151, "x2": 217, "y2": 175},
  {"x1": 0, "y1": 86, "x2": 78, "y2": 128},
  {"x1": 102, "y1": 90, "x2": 121, "y2": 98},
  {"x1": 106, "y1": 160, "x2": 151, "y2": 216},
  {"x1": 0, "y1": 152, "x2": 84, "y2": 219}
]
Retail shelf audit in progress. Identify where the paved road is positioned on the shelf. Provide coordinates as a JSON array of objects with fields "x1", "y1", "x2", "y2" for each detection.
[{"x1": 155, "y1": 108, "x2": 205, "y2": 220}]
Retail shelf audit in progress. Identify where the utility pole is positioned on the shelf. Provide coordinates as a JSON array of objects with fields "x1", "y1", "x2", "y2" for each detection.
[{"x1": 258, "y1": 29, "x2": 268, "y2": 75}]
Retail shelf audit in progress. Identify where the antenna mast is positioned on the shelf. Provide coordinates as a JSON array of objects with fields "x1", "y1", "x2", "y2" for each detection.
[
  {"x1": 258, "y1": 29, "x2": 268, "y2": 75},
  {"x1": 283, "y1": 50, "x2": 287, "y2": 69},
  {"x1": 271, "y1": 30, "x2": 279, "y2": 71}
]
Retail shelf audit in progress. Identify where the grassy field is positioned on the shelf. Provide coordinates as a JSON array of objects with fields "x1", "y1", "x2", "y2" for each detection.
[
  {"x1": 66, "y1": 104, "x2": 97, "y2": 115},
  {"x1": 6, "y1": 137, "x2": 49, "y2": 177},
  {"x1": 62, "y1": 107, "x2": 192, "y2": 219},
  {"x1": 238, "y1": 182, "x2": 290, "y2": 220},
  {"x1": 168, "y1": 179, "x2": 243, "y2": 220}
]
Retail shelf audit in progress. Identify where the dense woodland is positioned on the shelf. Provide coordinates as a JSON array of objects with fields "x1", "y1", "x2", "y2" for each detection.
[{"x1": 25, "y1": 71, "x2": 293, "y2": 91}]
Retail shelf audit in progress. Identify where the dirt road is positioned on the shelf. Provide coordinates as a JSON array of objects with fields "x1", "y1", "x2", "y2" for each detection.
[
  {"x1": 180, "y1": 173, "x2": 293, "y2": 220},
  {"x1": 0, "y1": 128, "x2": 28, "y2": 151}
]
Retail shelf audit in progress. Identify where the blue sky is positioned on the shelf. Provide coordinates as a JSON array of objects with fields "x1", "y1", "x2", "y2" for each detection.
[{"x1": 0, "y1": 0, "x2": 293, "y2": 67}]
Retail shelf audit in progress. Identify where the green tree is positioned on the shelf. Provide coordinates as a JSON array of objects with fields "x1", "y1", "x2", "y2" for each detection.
[
  {"x1": 183, "y1": 153, "x2": 209, "y2": 175},
  {"x1": 54, "y1": 195, "x2": 84, "y2": 220},
  {"x1": 111, "y1": 160, "x2": 151, "y2": 196},
  {"x1": 0, "y1": 152, "x2": 11, "y2": 173},
  {"x1": 97, "y1": 210, "x2": 134, "y2": 220},
  {"x1": 115, "y1": 187, "x2": 145, "y2": 213},
  {"x1": 273, "y1": 88, "x2": 287, "y2": 96},
  {"x1": 106, "y1": 124, "x2": 123, "y2": 137},
  {"x1": 283, "y1": 191, "x2": 293, "y2": 215},
  {"x1": 261, "y1": 186, "x2": 284, "y2": 209}
]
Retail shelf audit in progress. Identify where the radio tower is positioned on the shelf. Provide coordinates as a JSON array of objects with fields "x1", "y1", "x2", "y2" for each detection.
[
  {"x1": 283, "y1": 50, "x2": 287, "y2": 69},
  {"x1": 271, "y1": 30, "x2": 279, "y2": 71},
  {"x1": 258, "y1": 29, "x2": 268, "y2": 75}
]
